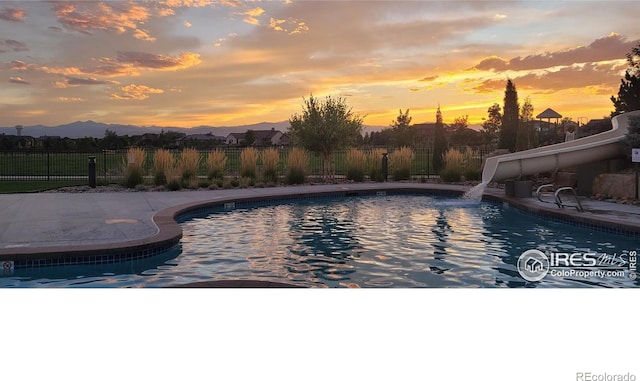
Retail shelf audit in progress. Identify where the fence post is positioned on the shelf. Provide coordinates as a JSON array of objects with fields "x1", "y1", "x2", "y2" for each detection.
[
  {"x1": 103, "y1": 150, "x2": 107, "y2": 182},
  {"x1": 46, "y1": 146, "x2": 50, "y2": 181},
  {"x1": 88, "y1": 156, "x2": 96, "y2": 188},
  {"x1": 382, "y1": 152, "x2": 388, "y2": 182},
  {"x1": 426, "y1": 148, "x2": 431, "y2": 177}
]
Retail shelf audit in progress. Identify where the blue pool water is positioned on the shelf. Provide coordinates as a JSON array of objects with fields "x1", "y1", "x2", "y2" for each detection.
[{"x1": 1, "y1": 194, "x2": 638, "y2": 287}]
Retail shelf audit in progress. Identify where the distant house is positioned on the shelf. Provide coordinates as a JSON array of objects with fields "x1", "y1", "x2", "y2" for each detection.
[
  {"x1": 225, "y1": 132, "x2": 244, "y2": 145},
  {"x1": 413, "y1": 122, "x2": 450, "y2": 142},
  {"x1": 226, "y1": 129, "x2": 286, "y2": 146}
]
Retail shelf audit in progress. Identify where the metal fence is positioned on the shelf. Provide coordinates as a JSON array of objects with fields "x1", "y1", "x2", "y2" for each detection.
[{"x1": 0, "y1": 146, "x2": 496, "y2": 183}]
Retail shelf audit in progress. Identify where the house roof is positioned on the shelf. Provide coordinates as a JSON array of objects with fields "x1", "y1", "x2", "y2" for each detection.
[
  {"x1": 536, "y1": 108, "x2": 562, "y2": 119},
  {"x1": 227, "y1": 130, "x2": 282, "y2": 140}
]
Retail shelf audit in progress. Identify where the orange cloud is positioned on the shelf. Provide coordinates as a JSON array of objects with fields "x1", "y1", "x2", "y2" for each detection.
[
  {"x1": 57, "y1": 97, "x2": 84, "y2": 102},
  {"x1": 9, "y1": 77, "x2": 30, "y2": 85},
  {"x1": 162, "y1": 0, "x2": 215, "y2": 7},
  {"x1": 111, "y1": 84, "x2": 165, "y2": 100},
  {"x1": 11, "y1": 51, "x2": 201, "y2": 79},
  {"x1": 116, "y1": 51, "x2": 201, "y2": 71},
  {"x1": 241, "y1": 7, "x2": 265, "y2": 25},
  {"x1": 0, "y1": 7, "x2": 26, "y2": 22},
  {"x1": 469, "y1": 62, "x2": 621, "y2": 94},
  {"x1": 268, "y1": 17, "x2": 308, "y2": 35},
  {"x1": 53, "y1": 2, "x2": 154, "y2": 41},
  {"x1": 474, "y1": 34, "x2": 640, "y2": 72}
]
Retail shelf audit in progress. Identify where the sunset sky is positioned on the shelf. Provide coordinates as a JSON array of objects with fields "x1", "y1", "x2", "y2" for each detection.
[{"x1": 2, "y1": 0, "x2": 639, "y2": 129}]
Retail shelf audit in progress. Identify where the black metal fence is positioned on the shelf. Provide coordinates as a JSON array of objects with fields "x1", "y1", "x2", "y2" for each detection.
[{"x1": 0, "y1": 146, "x2": 496, "y2": 183}]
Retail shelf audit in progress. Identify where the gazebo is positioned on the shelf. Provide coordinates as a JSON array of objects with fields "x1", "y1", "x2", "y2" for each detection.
[{"x1": 536, "y1": 108, "x2": 562, "y2": 140}]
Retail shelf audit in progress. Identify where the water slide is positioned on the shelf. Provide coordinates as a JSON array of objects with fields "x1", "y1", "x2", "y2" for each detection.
[{"x1": 481, "y1": 110, "x2": 640, "y2": 183}]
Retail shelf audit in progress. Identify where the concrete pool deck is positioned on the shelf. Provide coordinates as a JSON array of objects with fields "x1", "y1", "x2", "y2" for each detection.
[{"x1": 1, "y1": 182, "x2": 639, "y2": 263}]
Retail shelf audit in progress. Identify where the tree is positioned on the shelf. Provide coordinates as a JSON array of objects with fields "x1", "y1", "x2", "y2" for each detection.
[
  {"x1": 100, "y1": 129, "x2": 129, "y2": 149},
  {"x1": 481, "y1": 103, "x2": 501, "y2": 145},
  {"x1": 611, "y1": 44, "x2": 640, "y2": 115},
  {"x1": 390, "y1": 109, "x2": 415, "y2": 147},
  {"x1": 289, "y1": 94, "x2": 363, "y2": 178},
  {"x1": 244, "y1": 129, "x2": 256, "y2": 146},
  {"x1": 516, "y1": 96, "x2": 535, "y2": 150},
  {"x1": 623, "y1": 115, "x2": 640, "y2": 160},
  {"x1": 499, "y1": 79, "x2": 519, "y2": 151},
  {"x1": 432, "y1": 105, "x2": 447, "y2": 173},
  {"x1": 449, "y1": 114, "x2": 480, "y2": 146}
]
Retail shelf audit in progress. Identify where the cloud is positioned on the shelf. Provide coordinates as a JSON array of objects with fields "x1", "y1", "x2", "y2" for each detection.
[
  {"x1": 55, "y1": 77, "x2": 114, "y2": 88},
  {"x1": 0, "y1": 7, "x2": 26, "y2": 22},
  {"x1": 0, "y1": 39, "x2": 28, "y2": 52},
  {"x1": 10, "y1": 51, "x2": 201, "y2": 79},
  {"x1": 9, "y1": 77, "x2": 30, "y2": 85},
  {"x1": 53, "y1": 2, "x2": 155, "y2": 41},
  {"x1": 57, "y1": 97, "x2": 84, "y2": 102},
  {"x1": 116, "y1": 51, "x2": 201, "y2": 71},
  {"x1": 469, "y1": 62, "x2": 621, "y2": 94},
  {"x1": 241, "y1": 7, "x2": 265, "y2": 25},
  {"x1": 9, "y1": 60, "x2": 28, "y2": 70},
  {"x1": 474, "y1": 34, "x2": 640, "y2": 72},
  {"x1": 268, "y1": 17, "x2": 308, "y2": 35},
  {"x1": 110, "y1": 84, "x2": 164, "y2": 100},
  {"x1": 419, "y1": 76, "x2": 439, "y2": 82},
  {"x1": 161, "y1": 0, "x2": 215, "y2": 7}
]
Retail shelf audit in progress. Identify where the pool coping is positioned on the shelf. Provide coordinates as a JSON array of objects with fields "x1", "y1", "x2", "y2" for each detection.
[{"x1": 1, "y1": 183, "x2": 639, "y2": 268}]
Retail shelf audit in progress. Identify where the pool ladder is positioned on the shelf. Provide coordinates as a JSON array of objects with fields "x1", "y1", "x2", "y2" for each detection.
[{"x1": 536, "y1": 184, "x2": 584, "y2": 212}]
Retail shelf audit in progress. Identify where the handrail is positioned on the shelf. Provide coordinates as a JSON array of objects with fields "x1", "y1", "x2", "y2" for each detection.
[
  {"x1": 554, "y1": 187, "x2": 584, "y2": 212},
  {"x1": 536, "y1": 184, "x2": 555, "y2": 204},
  {"x1": 536, "y1": 183, "x2": 584, "y2": 212}
]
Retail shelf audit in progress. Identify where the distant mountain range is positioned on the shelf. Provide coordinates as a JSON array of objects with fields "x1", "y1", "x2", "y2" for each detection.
[{"x1": 0, "y1": 120, "x2": 388, "y2": 139}]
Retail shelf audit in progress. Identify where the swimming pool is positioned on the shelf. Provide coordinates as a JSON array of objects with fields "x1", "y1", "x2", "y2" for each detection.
[{"x1": 1, "y1": 193, "x2": 638, "y2": 287}]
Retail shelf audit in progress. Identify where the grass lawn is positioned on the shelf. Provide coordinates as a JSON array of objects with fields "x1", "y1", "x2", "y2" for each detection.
[{"x1": 0, "y1": 180, "x2": 89, "y2": 194}]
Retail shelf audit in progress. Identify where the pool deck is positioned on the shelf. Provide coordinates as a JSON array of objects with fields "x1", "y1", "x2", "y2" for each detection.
[{"x1": 1, "y1": 182, "x2": 639, "y2": 262}]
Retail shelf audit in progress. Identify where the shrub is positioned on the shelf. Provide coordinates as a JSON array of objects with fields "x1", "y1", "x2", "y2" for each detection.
[
  {"x1": 240, "y1": 147, "x2": 259, "y2": 179},
  {"x1": 165, "y1": 166, "x2": 182, "y2": 191},
  {"x1": 178, "y1": 148, "x2": 201, "y2": 184},
  {"x1": 285, "y1": 148, "x2": 308, "y2": 185},
  {"x1": 440, "y1": 146, "x2": 481, "y2": 182},
  {"x1": 346, "y1": 148, "x2": 367, "y2": 182},
  {"x1": 440, "y1": 167, "x2": 462, "y2": 182},
  {"x1": 367, "y1": 148, "x2": 386, "y2": 182},
  {"x1": 390, "y1": 146, "x2": 414, "y2": 181},
  {"x1": 463, "y1": 168, "x2": 481, "y2": 181},
  {"x1": 152, "y1": 149, "x2": 174, "y2": 186},
  {"x1": 123, "y1": 147, "x2": 145, "y2": 188},
  {"x1": 261, "y1": 147, "x2": 280, "y2": 183},
  {"x1": 443, "y1": 147, "x2": 464, "y2": 172},
  {"x1": 206, "y1": 149, "x2": 227, "y2": 180}
]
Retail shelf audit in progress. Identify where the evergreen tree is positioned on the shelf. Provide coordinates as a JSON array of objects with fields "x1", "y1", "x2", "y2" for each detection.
[
  {"x1": 611, "y1": 44, "x2": 640, "y2": 115},
  {"x1": 499, "y1": 79, "x2": 519, "y2": 151},
  {"x1": 432, "y1": 105, "x2": 447, "y2": 173}
]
